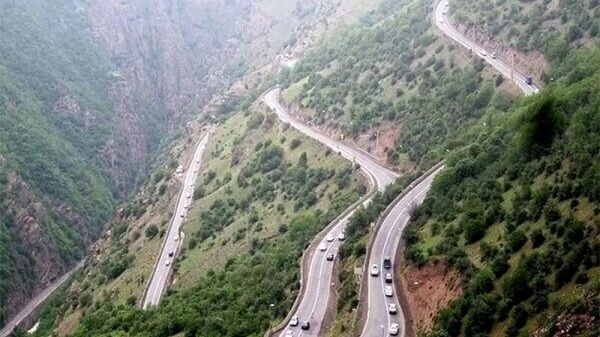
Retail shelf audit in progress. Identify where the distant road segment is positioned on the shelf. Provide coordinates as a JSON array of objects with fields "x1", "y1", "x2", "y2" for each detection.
[
  {"x1": 0, "y1": 262, "x2": 83, "y2": 337},
  {"x1": 264, "y1": 89, "x2": 397, "y2": 191},
  {"x1": 433, "y1": 0, "x2": 540, "y2": 95},
  {"x1": 143, "y1": 129, "x2": 213, "y2": 308}
]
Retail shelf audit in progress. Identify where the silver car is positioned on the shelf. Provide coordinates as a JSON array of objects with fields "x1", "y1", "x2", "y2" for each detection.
[
  {"x1": 384, "y1": 285, "x2": 393, "y2": 297},
  {"x1": 370, "y1": 264, "x2": 379, "y2": 277}
]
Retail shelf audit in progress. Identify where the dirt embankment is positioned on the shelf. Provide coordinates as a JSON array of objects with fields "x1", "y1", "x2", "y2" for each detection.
[
  {"x1": 397, "y1": 260, "x2": 463, "y2": 334},
  {"x1": 453, "y1": 21, "x2": 549, "y2": 82},
  {"x1": 283, "y1": 102, "x2": 415, "y2": 174}
]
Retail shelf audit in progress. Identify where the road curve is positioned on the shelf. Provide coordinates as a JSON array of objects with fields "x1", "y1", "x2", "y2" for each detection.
[
  {"x1": 360, "y1": 166, "x2": 443, "y2": 337},
  {"x1": 263, "y1": 89, "x2": 398, "y2": 337},
  {"x1": 433, "y1": 0, "x2": 540, "y2": 95},
  {"x1": 264, "y1": 89, "x2": 397, "y2": 192},
  {"x1": 143, "y1": 128, "x2": 213, "y2": 308},
  {"x1": 0, "y1": 262, "x2": 83, "y2": 337}
]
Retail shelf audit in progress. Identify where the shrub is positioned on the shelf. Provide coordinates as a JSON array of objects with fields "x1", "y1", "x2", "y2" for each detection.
[
  {"x1": 289, "y1": 138, "x2": 302, "y2": 150},
  {"x1": 145, "y1": 224, "x2": 159, "y2": 239}
]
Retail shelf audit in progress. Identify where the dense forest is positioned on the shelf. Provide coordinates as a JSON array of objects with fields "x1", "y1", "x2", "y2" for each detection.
[
  {"x1": 2, "y1": 0, "x2": 598, "y2": 336},
  {"x1": 405, "y1": 48, "x2": 599, "y2": 336},
  {"x1": 18, "y1": 87, "x2": 365, "y2": 336}
]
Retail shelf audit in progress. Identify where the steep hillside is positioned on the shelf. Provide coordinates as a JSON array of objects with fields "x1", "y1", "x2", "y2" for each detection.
[
  {"x1": 406, "y1": 48, "x2": 599, "y2": 337},
  {"x1": 0, "y1": 0, "x2": 381, "y2": 327},
  {"x1": 26, "y1": 94, "x2": 365, "y2": 337},
  {"x1": 279, "y1": 0, "x2": 517, "y2": 173},
  {"x1": 272, "y1": 0, "x2": 599, "y2": 336}
]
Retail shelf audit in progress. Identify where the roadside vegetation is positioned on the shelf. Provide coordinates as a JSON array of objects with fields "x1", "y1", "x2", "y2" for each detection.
[
  {"x1": 406, "y1": 48, "x2": 600, "y2": 337},
  {"x1": 175, "y1": 102, "x2": 363, "y2": 287}
]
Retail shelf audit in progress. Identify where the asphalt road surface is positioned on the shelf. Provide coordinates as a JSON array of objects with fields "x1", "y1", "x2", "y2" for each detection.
[
  {"x1": 360, "y1": 166, "x2": 443, "y2": 337},
  {"x1": 143, "y1": 129, "x2": 213, "y2": 308},
  {"x1": 264, "y1": 89, "x2": 398, "y2": 337},
  {"x1": 434, "y1": 0, "x2": 540, "y2": 95}
]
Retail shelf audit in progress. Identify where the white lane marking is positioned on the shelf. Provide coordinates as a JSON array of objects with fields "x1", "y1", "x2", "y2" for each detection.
[
  {"x1": 294, "y1": 213, "x2": 353, "y2": 337},
  {"x1": 361, "y1": 176, "x2": 434, "y2": 337},
  {"x1": 381, "y1": 186, "x2": 430, "y2": 336},
  {"x1": 264, "y1": 91, "x2": 398, "y2": 336},
  {"x1": 144, "y1": 131, "x2": 211, "y2": 307}
]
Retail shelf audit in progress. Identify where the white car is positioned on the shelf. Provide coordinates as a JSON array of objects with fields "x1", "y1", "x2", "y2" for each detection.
[
  {"x1": 338, "y1": 233, "x2": 345, "y2": 241},
  {"x1": 319, "y1": 243, "x2": 328, "y2": 251},
  {"x1": 370, "y1": 264, "x2": 379, "y2": 277},
  {"x1": 285, "y1": 331, "x2": 293, "y2": 337},
  {"x1": 187, "y1": 194, "x2": 192, "y2": 199},
  {"x1": 174, "y1": 235, "x2": 179, "y2": 241},
  {"x1": 326, "y1": 234, "x2": 335, "y2": 242},
  {"x1": 389, "y1": 323, "x2": 399, "y2": 335},
  {"x1": 491, "y1": 52, "x2": 498, "y2": 59},
  {"x1": 384, "y1": 285, "x2": 393, "y2": 297},
  {"x1": 388, "y1": 303, "x2": 397, "y2": 314},
  {"x1": 289, "y1": 315, "x2": 299, "y2": 326},
  {"x1": 165, "y1": 260, "x2": 171, "y2": 267},
  {"x1": 480, "y1": 50, "x2": 488, "y2": 57}
]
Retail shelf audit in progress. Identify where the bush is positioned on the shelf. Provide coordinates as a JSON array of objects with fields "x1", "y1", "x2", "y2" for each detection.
[
  {"x1": 289, "y1": 138, "x2": 302, "y2": 150},
  {"x1": 530, "y1": 229, "x2": 545, "y2": 248},
  {"x1": 145, "y1": 224, "x2": 159, "y2": 239},
  {"x1": 506, "y1": 229, "x2": 527, "y2": 252}
]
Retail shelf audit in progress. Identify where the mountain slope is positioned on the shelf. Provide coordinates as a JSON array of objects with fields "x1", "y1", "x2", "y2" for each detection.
[
  {"x1": 407, "y1": 48, "x2": 600, "y2": 337},
  {"x1": 0, "y1": 0, "x2": 382, "y2": 327},
  {"x1": 279, "y1": 0, "x2": 517, "y2": 172}
]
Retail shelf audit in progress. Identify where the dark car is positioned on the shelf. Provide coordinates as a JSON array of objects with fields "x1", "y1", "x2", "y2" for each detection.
[
  {"x1": 525, "y1": 76, "x2": 533, "y2": 85},
  {"x1": 383, "y1": 256, "x2": 392, "y2": 269},
  {"x1": 301, "y1": 321, "x2": 310, "y2": 330},
  {"x1": 326, "y1": 253, "x2": 334, "y2": 261}
]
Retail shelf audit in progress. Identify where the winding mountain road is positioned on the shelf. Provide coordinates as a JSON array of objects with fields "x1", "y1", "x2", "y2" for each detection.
[
  {"x1": 142, "y1": 128, "x2": 213, "y2": 308},
  {"x1": 433, "y1": 0, "x2": 540, "y2": 95},
  {"x1": 264, "y1": 89, "x2": 443, "y2": 337},
  {"x1": 264, "y1": 89, "x2": 398, "y2": 336}
]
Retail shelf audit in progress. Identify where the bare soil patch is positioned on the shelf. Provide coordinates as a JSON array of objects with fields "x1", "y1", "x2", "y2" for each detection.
[{"x1": 398, "y1": 260, "x2": 463, "y2": 334}]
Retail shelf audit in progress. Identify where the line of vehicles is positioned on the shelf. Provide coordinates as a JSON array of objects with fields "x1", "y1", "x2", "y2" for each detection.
[
  {"x1": 370, "y1": 256, "x2": 400, "y2": 335},
  {"x1": 165, "y1": 158, "x2": 202, "y2": 267},
  {"x1": 440, "y1": 2, "x2": 536, "y2": 87},
  {"x1": 283, "y1": 231, "x2": 346, "y2": 337}
]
